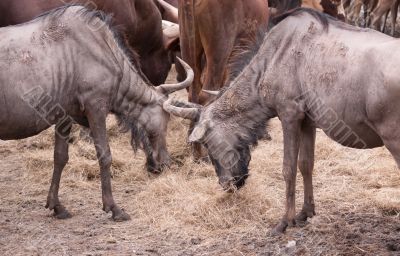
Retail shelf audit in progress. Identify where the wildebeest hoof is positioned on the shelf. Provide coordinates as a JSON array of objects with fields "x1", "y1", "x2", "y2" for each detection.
[
  {"x1": 271, "y1": 219, "x2": 295, "y2": 235},
  {"x1": 295, "y1": 209, "x2": 315, "y2": 225},
  {"x1": 112, "y1": 209, "x2": 131, "y2": 222},
  {"x1": 53, "y1": 205, "x2": 72, "y2": 219},
  {"x1": 271, "y1": 221, "x2": 287, "y2": 235}
]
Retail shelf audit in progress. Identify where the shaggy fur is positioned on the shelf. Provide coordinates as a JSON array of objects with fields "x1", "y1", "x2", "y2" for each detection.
[{"x1": 29, "y1": 5, "x2": 156, "y2": 157}]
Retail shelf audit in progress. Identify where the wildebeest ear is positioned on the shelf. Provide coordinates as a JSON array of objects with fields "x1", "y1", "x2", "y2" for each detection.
[
  {"x1": 189, "y1": 124, "x2": 207, "y2": 143},
  {"x1": 162, "y1": 21, "x2": 180, "y2": 50}
]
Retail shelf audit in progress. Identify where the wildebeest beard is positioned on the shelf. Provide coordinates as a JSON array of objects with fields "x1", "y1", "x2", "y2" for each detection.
[
  {"x1": 116, "y1": 116, "x2": 154, "y2": 171},
  {"x1": 206, "y1": 141, "x2": 251, "y2": 190}
]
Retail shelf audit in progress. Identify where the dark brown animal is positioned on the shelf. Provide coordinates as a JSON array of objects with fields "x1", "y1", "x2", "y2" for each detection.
[
  {"x1": 0, "y1": 0, "x2": 180, "y2": 86},
  {"x1": 156, "y1": 0, "x2": 179, "y2": 23},
  {"x1": 346, "y1": 0, "x2": 381, "y2": 28},
  {"x1": 302, "y1": 0, "x2": 346, "y2": 20},
  {"x1": 0, "y1": 6, "x2": 193, "y2": 221},
  {"x1": 165, "y1": 8, "x2": 400, "y2": 234},
  {"x1": 178, "y1": 0, "x2": 269, "y2": 105},
  {"x1": 166, "y1": 0, "x2": 179, "y2": 5},
  {"x1": 370, "y1": 0, "x2": 399, "y2": 36},
  {"x1": 174, "y1": 0, "x2": 270, "y2": 160}
]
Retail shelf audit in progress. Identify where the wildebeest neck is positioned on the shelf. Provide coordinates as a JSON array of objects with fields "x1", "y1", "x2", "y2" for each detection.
[
  {"x1": 210, "y1": 55, "x2": 272, "y2": 150},
  {"x1": 111, "y1": 58, "x2": 162, "y2": 125}
]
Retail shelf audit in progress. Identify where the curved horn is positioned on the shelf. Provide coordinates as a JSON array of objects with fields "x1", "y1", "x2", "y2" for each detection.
[
  {"x1": 202, "y1": 90, "x2": 220, "y2": 96},
  {"x1": 162, "y1": 20, "x2": 180, "y2": 49},
  {"x1": 157, "y1": 57, "x2": 194, "y2": 95},
  {"x1": 158, "y1": 0, "x2": 179, "y2": 23},
  {"x1": 163, "y1": 98, "x2": 200, "y2": 120},
  {"x1": 162, "y1": 20, "x2": 179, "y2": 31}
]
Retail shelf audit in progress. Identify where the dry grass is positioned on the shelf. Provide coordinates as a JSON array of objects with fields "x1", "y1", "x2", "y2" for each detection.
[{"x1": 0, "y1": 73, "x2": 399, "y2": 255}]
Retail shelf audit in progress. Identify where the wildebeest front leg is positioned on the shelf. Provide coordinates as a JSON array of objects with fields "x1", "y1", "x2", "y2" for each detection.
[
  {"x1": 87, "y1": 111, "x2": 130, "y2": 221},
  {"x1": 46, "y1": 127, "x2": 72, "y2": 219},
  {"x1": 273, "y1": 118, "x2": 302, "y2": 234},
  {"x1": 295, "y1": 120, "x2": 316, "y2": 224}
]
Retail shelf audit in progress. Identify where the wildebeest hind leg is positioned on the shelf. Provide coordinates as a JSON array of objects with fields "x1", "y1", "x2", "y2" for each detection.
[
  {"x1": 45, "y1": 126, "x2": 72, "y2": 219},
  {"x1": 382, "y1": 140, "x2": 400, "y2": 168},
  {"x1": 376, "y1": 121, "x2": 400, "y2": 167},
  {"x1": 86, "y1": 109, "x2": 130, "y2": 222},
  {"x1": 295, "y1": 120, "x2": 316, "y2": 224}
]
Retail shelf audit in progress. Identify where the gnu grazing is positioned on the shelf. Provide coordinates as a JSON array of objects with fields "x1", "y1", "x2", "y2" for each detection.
[
  {"x1": 0, "y1": 6, "x2": 193, "y2": 221},
  {"x1": 164, "y1": 8, "x2": 400, "y2": 233}
]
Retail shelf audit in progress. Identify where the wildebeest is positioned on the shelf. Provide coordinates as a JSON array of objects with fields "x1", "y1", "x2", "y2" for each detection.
[
  {"x1": 164, "y1": 8, "x2": 400, "y2": 233},
  {"x1": 0, "y1": 5, "x2": 193, "y2": 221},
  {"x1": 0, "y1": 0, "x2": 180, "y2": 86}
]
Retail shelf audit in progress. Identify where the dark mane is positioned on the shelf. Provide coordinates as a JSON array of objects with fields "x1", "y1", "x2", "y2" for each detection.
[
  {"x1": 226, "y1": 7, "x2": 366, "y2": 87},
  {"x1": 270, "y1": 7, "x2": 364, "y2": 32},
  {"x1": 33, "y1": 4, "x2": 151, "y2": 85},
  {"x1": 35, "y1": 5, "x2": 153, "y2": 154}
]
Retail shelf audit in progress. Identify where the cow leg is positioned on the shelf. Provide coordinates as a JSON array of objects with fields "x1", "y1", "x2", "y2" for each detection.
[
  {"x1": 352, "y1": 0, "x2": 363, "y2": 25},
  {"x1": 273, "y1": 118, "x2": 302, "y2": 234},
  {"x1": 371, "y1": 0, "x2": 392, "y2": 30},
  {"x1": 86, "y1": 110, "x2": 130, "y2": 221},
  {"x1": 295, "y1": 120, "x2": 316, "y2": 224},
  {"x1": 45, "y1": 126, "x2": 72, "y2": 219},
  {"x1": 190, "y1": 43, "x2": 207, "y2": 161},
  {"x1": 391, "y1": 0, "x2": 399, "y2": 36},
  {"x1": 382, "y1": 10, "x2": 389, "y2": 32},
  {"x1": 367, "y1": 0, "x2": 379, "y2": 27},
  {"x1": 364, "y1": 3, "x2": 369, "y2": 27},
  {"x1": 179, "y1": 9, "x2": 207, "y2": 160},
  {"x1": 196, "y1": 6, "x2": 236, "y2": 105}
]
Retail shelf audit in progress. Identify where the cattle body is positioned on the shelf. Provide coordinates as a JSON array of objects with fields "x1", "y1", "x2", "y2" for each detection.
[
  {"x1": 0, "y1": 0, "x2": 180, "y2": 86},
  {"x1": 0, "y1": 6, "x2": 193, "y2": 221},
  {"x1": 166, "y1": 0, "x2": 179, "y2": 5},
  {"x1": 157, "y1": 0, "x2": 179, "y2": 23},
  {"x1": 302, "y1": 0, "x2": 346, "y2": 20},
  {"x1": 370, "y1": 0, "x2": 400, "y2": 35},
  {"x1": 345, "y1": 0, "x2": 373, "y2": 26},
  {"x1": 178, "y1": 0, "x2": 269, "y2": 105},
  {"x1": 174, "y1": 0, "x2": 269, "y2": 160},
  {"x1": 164, "y1": 9, "x2": 400, "y2": 234}
]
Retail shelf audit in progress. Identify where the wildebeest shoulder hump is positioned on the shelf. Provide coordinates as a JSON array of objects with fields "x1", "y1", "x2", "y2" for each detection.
[
  {"x1": 31, "y1": 4, "x2": 150, "y2": 84},
  {"x1": 270, "y1": 7, "x2": 363, "y2": 32}
]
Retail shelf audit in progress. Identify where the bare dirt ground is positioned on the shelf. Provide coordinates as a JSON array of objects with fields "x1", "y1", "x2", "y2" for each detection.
[{"x1": 1, "y1": 70, "x2": 400, "y2": 256}]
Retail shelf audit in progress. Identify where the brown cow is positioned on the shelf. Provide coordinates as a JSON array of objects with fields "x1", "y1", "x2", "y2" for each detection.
[
  {"x1": 173, "y1": 0, "x2": 270, "y2": 159},
  {"x1": 0, "y1": 0, "x2": 180, "y2": 86},
  {"x1": 301, "y1": 0, "x2": 346, "y2": 20},
  {"x1": 370, "y1": 0, "x2": 400, "y2": 36},
  {"x1": 157, "y1": 0, "x2": 179, "y2": 23},
  {"x1": 346, "y1": 0, "x2": 378, "y2": 26},
  {"x1": 164, "y1": 0, "x2": 179, "y2": 6},
  {"x1": 177, "y1": 0, "x2": 270, "y2": 106}
]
